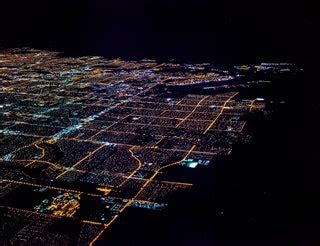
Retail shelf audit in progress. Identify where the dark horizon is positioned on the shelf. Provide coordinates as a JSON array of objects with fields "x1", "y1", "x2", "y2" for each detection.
[{"x1": 1, "y1": 0, "x2": 316, "y2": 64}]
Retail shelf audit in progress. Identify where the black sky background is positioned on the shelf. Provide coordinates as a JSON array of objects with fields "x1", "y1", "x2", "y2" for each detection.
[{"x1": 0, "y1": 0, "x2": 316, "y2": 64}]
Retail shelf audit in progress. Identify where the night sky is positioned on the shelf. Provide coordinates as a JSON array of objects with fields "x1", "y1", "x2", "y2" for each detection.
[{"x1": 1, "y1": 0, "x2": 316, "y2": 63}]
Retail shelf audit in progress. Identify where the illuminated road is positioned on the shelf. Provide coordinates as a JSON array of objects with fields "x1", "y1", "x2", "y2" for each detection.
[{"x1": 0, "y1": 48, "x2": 267, "y2": 245}]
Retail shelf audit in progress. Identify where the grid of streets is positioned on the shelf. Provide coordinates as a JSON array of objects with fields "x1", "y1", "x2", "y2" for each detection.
[{"x1": 0, "y1": 49, "x2": 265, "y2": 245}]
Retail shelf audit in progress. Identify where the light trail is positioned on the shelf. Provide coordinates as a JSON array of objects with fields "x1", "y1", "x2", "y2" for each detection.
[
  {"x1": 55, "y1": 144, "x2": 105, "y2": 180},
  {"x1": 203, "y1": 92, "x2": 239, "y2": 134},
  {"x1": 175, "y1": 96, "x2": 209, "y2": 127}
]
